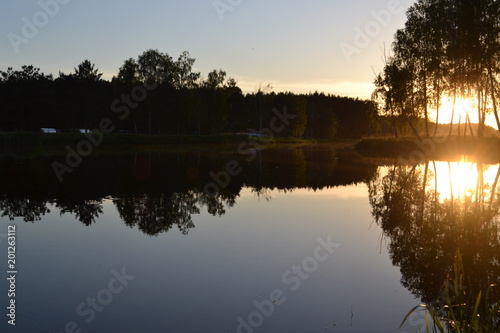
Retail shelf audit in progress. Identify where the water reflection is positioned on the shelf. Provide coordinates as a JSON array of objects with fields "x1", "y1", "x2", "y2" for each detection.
[
  {"x1": 2, "y1": 147, "x2": 500, "y2": 329},
  {"x1": 57, "y1": 198, "x2": 104, "y2": 226},
  {"x1": 114, "y1": 193, "x2": 199, "y2": 235},
  {"x1": 0, "y1": 146, "x2": 375, "y2": 234},
  {"x1": 368, "y1": 158, "x2": 500, "y2": 325},
  {"x1": 0, "y1": 197, "x2": 50, "y2": 222}
]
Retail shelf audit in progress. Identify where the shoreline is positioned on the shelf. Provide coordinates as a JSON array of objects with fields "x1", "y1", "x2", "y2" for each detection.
[
  {"x1": 0, "y1": 132, "x2": 356, "y2": 159},
  {"x1": 355, "y1": 136, "x2": 500, "y2": 159},
  {"x1": 5, "y1": 131, "x2": 500, "y2": 162}
]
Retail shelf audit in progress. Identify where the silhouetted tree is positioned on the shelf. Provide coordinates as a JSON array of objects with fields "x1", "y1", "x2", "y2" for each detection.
[
  {"x1": 1, "y1": 49, "x2": 377, "y2": 137},
  {"x1": 73, "y1": 60, "x2": 103, "y2": 82},
  {"x1": 0, "y1": 66, "x2": 54, "y2": 130},
  {"x1": 374, "y1": 0, "x2": 500, "y2": 138}
]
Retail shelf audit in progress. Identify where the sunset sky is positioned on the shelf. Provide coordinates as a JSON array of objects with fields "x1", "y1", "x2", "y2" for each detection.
[{"x1": 1, "y1": 0, "x2": 414, "y2": 99}]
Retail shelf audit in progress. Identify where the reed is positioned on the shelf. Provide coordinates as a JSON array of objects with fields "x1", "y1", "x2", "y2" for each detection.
[{"x1": 400, "y1": 250, "x2": 500, "y2": 332}]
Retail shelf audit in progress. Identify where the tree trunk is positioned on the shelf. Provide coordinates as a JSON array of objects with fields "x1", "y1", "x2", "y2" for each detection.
[
  {"x1": 390, "y1": 100, "x2": 398, "y2": 138},
  {"x1": 477, "y1": 86, "x2": 483, "y2": 138},
  {"x1": 401, "y1": 104, "x2": 422, "y2": 141},
  {"x1": 449, "y1": 88, "x2": 457, "y2": 137},
  {"x1": 393, "y1": 117, "x2": 399, "y2": 138},
  {"x1": 432, "y1": 161, "x2": 437, "y2": 222},
  {"x1": 433, "y1": 79, "x2": 440, "y2": 137},
  {"x1": 419, "y1": 162, "x2": 429, "y2": 225},
  {"x1": 423, "y1": 70, "x2": 429, "y2": 138},
  {"x1": 488, "y1": 65, "x2": 500, "y2": 134},
  {"x1": 448, "y1": 161, "x2": 454, "y2": 210},
  {"x1": 467, "y1": 113, "x2": 474, "y2": 138},
  {"x1": 489, "y1": 165, "x2": 500, "y2": 208},
  {"x1": 457, "y1": 112, "x2": 461, "y2": 138}
]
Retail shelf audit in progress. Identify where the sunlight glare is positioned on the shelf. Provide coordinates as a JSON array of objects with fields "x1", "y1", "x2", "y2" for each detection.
[
  {"x1": 433, "y1": 95, "x2": 498, "y2": 130},
  {"x1": 434, "y1": 96, "x2": 476, "y2": 124},
  {"x1": 433, "y1": 159, "x2": 499, "y2": 202}
]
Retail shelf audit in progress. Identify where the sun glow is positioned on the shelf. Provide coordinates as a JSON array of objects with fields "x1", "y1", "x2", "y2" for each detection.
[
  {"x1": 433, "y1": 96, "x2": 498, "y2": 130},
  {"x1": 433, "y1": 159, "x2": 500, "y2": 202},
  {"x1": 434, "y1": 96, "x2": 477, "y2": 124}
]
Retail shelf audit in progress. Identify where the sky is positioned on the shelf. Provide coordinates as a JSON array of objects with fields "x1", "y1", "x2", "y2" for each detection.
[{"x1": 0, "y1": 0, "x2": 415, "y2": 99}]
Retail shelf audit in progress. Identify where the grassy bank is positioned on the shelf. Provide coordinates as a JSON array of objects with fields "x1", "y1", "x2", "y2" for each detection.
[
  {"x1": 0, "y1": 131, "x2": 320, "y2": 158},
  {"x1": 355, "y1": 136, "x2": 500, "y2": 159}
]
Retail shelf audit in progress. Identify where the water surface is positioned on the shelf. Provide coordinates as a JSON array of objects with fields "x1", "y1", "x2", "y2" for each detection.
[{"x1": 1, "y1": 146, "x2": 498, "y2": 332}]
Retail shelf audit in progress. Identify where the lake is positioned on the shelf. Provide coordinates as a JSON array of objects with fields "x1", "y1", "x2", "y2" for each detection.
[{"x1": 1, "y1": 145, "x2": 499, "y2": 332}]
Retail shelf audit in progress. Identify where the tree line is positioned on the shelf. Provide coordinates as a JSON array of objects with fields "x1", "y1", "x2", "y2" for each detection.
[
  {"x1": 373, "y1": 0, "x2": 500, "y2": 139},
  {"x1": 0, "y1": 49, "x2": 376, "y2": 139}
]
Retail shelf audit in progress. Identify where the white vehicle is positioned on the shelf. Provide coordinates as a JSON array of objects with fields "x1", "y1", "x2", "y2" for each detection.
[{"x1": 40, "y1": 128, "x2": 57, "y2": 133}]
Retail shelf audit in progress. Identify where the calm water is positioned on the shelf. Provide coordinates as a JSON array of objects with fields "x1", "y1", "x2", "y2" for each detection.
[{"x1": 1, "y1": 146, "x2": 499, "y2": 332}]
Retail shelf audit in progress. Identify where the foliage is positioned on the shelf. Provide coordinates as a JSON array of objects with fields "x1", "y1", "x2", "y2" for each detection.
[
  {"x1": 368, "y1": 160, "x2": 500, "y2": 331},
  {"x1": 400, "y1": 251, "x2": 500, "y2": 332},
  {"x1": 0, "y1": 51, "x2": 376, "y2": 139},
  {"x1": 374, "y1": 0, "x2": 500, "y2": 138}
]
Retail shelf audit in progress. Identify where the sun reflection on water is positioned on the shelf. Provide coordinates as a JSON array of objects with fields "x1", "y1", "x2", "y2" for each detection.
[{"x1": 431, "y1": 158, "x2": 500, "y2": 203}]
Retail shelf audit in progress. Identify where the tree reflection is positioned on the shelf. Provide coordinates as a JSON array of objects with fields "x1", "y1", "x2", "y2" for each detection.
[
  {"x1": 114, "y1": 190, "x2": 243, "y2": 235},
  {"x1": 368, "y1": 160, "x2": 500, "y2": 324},
  {"x1": 56, "y1": 198, "x2": 104, "y2": 226},
  {"x1": 114, "y1": 192, "x2": 199, "y2": 236},
  {"x1": 0, "y1": 147, "x2": 376, "y2": 235},
  {"x1": 0, "y1": 196, "x2": 50, "y2": 222}
]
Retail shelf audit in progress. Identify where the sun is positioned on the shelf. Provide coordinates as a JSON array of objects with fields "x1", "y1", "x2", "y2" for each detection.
[
  {"x1": 434, "y1": 96, "x2": 476, "y2": 124},
  {"x1": 433, "y1": 95, "x2": 498, "y2": 130}
]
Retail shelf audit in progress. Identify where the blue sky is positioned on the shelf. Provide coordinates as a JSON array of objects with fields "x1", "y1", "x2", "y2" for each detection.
[{"x1": 0, "y1": 0, "x2": 414, "y2": 98}]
